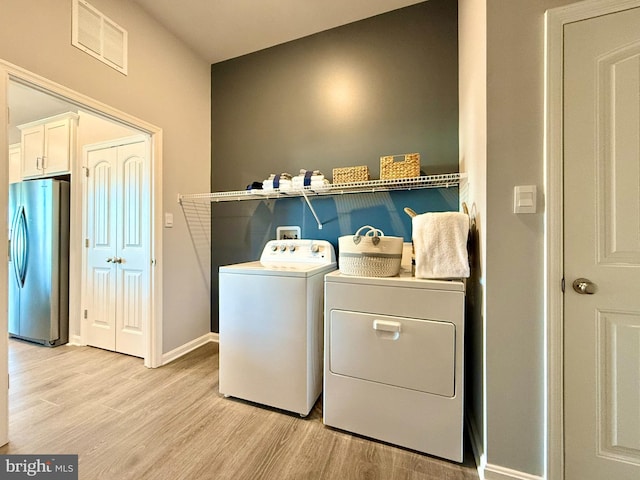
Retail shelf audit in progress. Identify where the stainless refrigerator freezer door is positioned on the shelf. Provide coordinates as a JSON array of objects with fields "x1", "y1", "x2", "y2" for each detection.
[
  {"x1": 8, "y1": 179, "x2": 69, "y2": 346},
  {"x1": 20, "y1": 180, "x2": 58, "y2": 342}
]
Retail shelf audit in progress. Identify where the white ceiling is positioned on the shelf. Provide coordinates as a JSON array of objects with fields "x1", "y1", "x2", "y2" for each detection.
[{"x1": 131, "y1": 0, "x2": 426, "y2": 63}]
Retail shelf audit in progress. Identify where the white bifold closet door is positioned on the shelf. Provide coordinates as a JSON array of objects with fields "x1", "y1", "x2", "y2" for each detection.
[{"x1": 85, "y1": 138, "x2": 149, "y2": 358}]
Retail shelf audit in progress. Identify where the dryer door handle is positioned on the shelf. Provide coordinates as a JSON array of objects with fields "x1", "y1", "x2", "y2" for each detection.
[{"x1": 373, "y1": 319, "x2": 401, "y2": 333}]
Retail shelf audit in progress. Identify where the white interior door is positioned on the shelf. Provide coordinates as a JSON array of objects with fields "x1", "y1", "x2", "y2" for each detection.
[
  {"x1": 564, "y1": 7, "x2": 640, "y2": 480},
  {"x1": 85, "y1": 137, "x2": 149, "y2": 358}
]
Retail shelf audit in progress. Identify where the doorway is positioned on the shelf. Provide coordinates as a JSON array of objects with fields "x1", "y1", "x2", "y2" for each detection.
[{"x1": 1, "y1": 64, "x2": 163, "y2": 365}]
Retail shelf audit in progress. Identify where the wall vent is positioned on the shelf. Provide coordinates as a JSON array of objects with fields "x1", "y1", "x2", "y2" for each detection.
[{"x1": 72, "y1": 0, "x2": 128, "y2": 75}]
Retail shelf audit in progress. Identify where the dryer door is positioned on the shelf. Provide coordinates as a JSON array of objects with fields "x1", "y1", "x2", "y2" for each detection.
[{"x1": 329, "y1": 310, "x2": 456, "y2": 397}]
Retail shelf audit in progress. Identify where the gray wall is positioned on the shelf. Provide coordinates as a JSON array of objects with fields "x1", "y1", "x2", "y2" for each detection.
[
  {"x1": 211, "y1": 0, "x2": 458, "y2": 191},
  {"x1": 210, "y1": 0, "x2": 460, "y2": 332},
  {"x1": 462, "y1": 0, "x2": 576, "y2": 478},
  {"x1": 0, "y1": 0, "x2": 212, "y2": 355},
  {"x1": 484, "y1": 0, "x2": 571, "y2": 476}
]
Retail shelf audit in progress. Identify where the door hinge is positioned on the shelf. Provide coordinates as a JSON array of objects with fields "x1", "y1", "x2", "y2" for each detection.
[
  {"x1": 151, "y1": 259, "x2": 156, "y2": 266},
  {"x1": 84, "y1": 309, "x2": 88, "y2": 319},
  {"x1": 85, "y1": 238, "x2": 89, "y2": 248},
  {"x1": 84, "y1": 166, "x2": 89, "y2": 178},
  {"x1": 561, "y1": 277, "x2": 565, "y2": 293}
]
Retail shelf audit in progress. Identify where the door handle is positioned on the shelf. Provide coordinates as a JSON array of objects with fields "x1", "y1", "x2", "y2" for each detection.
[
  {"x1": 373, "y1": 319, "x2": 401, "y2": 333},
  {"x1": 373, "y1": 319, "x2": 401, "y2": 341},
  {"x1": 106, "y1": 257, "x2": 123, "y2": 264},
  {"x1": 572, "y1": 278, "x2": 596, "y2": 295},
  {"x1": 12, "y1": 206, "x2": 28, "y2": 288}
]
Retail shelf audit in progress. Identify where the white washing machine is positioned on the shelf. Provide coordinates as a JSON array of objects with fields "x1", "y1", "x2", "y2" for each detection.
[
  {"x1": 219, "y1": 239, "x2": 336, "y2": 416},
  {"x1": 323, "y1": 270, "x2": 465, "y2": 462}
]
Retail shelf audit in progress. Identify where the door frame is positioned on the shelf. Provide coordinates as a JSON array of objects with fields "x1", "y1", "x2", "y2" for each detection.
[
  {"x1": 0, "y1": 60, "x2": 163, "y2": 369},
  {"x1": 544, "y1": 1, "x2": 640, "y2": 479}
]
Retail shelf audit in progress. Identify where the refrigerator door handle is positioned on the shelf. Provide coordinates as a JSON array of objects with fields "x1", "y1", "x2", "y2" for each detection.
[
  {"x1": 12, "y1": 206, "x2": 28, "y2": 288},
  {"x1": 9, "y1": 209, "x2": 17, "y2": 262},
  {"x1": 9, "y1": 208, "x2": 19, "y2": 286}
]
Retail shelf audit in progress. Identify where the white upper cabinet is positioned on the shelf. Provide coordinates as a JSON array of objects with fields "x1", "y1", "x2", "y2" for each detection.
[
  {"x1": 19, "y1": 112, "x2": 79, "y2": 179},
  {"x1": 8, "y1": 143, "x2": 21, "y2": 184}
]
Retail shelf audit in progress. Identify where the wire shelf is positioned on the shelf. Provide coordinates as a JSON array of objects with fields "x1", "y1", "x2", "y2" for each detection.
[{"x1": 178, "y1": 173, "x2": 464, "y2": 203}]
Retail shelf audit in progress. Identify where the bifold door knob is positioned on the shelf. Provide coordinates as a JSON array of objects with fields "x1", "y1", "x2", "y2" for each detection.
[{"x1": 572, "y1": 278, "x2": 596, "y2": 294}]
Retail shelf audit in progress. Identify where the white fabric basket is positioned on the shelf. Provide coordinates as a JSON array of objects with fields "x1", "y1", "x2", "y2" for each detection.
[{"x1": 338, "y1": 225, "x2": 403, "y2": 277}]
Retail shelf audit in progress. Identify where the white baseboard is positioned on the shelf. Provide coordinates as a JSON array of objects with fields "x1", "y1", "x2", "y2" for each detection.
[
  {"x1": 484, "y1": 464, "x2": 543, "y2": 480},
  {"x1": 68, "y1": 334, "x2": 83, "y2": 346},
  {"x1": 465, "y1": 414, "x2": 541, "y2": 480},
  {"x1": 161, "y1": 332, "x2": 218, "y2": 365}
]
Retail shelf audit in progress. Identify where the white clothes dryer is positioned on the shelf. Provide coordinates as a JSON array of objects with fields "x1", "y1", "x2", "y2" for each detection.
[
  {"x1": 323, "y1": 270, "x2": 465, "y2": 462},
  {"x1": 219, "y1": 239, "x2": 336, "y2": 417}
]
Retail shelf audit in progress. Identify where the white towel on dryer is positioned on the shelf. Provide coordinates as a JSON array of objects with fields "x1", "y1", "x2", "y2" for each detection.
[{"x1": 412, "y1": 212, "x2": 470, "y2": 279}]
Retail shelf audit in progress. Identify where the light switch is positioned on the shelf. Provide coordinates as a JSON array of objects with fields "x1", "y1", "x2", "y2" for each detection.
[
  {"x1": 164, "y1": 212, "x2": 174, "y2": 228},
  {"x1": 514, "y1": 185, "x2": 537, "y2": 214}
]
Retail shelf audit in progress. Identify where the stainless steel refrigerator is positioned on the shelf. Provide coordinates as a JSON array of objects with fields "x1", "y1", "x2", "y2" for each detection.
[{"x1": 8, "y1": 179, "x2": 70, "y2": 346}]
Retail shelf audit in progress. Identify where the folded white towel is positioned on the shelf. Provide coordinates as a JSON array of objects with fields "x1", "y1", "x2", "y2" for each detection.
[
  {"x1": 265, "y1": 172, "x2": 293, "y2": 181},
  {"x1": 412, "y1": 212, "x2": 470, "y2": 279},
  {"x1": 299, "y1": 169, "x2": 321, "y2": 175},
  {"x1": 292, "y1": 175, "x2": 326, "y2": 184},
  {"x1": 262, "y1": 179, "x2": 293, "y2": 191},
  {"x1": 308, "y1": 179, "x2": 330, "y2": 188},
  {"x1": 293, "y1": 169, "x2": 326, "y2": 186},
  {"x1": 303, "y1": 180, "x2": 330, "y2": 191},
  {"x1": 293, "y1": 178, "x2": 329, "y2": 186}
]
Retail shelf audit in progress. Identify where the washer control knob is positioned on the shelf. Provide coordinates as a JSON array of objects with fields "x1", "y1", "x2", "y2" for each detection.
[
  {"x1": 271, "y1": 244, "x2": 278, "y2": 252},
  {"x1": 288, "y1": 245, "x2": 296, "y2": 252},
  {"x1": 279, "y1": 244, "x2": 287, "y2": 252},
  {"x1": 310, "y1": 243, "x2": 320, "y2": 253}
]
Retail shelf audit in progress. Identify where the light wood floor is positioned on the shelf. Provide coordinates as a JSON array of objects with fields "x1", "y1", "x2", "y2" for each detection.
[{"x1": 0, "y1": 339, "x2": 479, "y2": 480}]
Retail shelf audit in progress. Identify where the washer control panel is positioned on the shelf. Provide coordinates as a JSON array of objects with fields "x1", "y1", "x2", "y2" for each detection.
[{"x1": 260, "y1": 239, "x2": 336, "y2": 266}]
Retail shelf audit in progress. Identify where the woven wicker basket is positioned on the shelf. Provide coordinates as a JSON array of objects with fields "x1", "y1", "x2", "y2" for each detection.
[
  {"x1": 338, "y1": 254, "x2": 402, "y2": 277},
  {"x1": 338, "y1": 226, "x2": 403, "y2": 277},
  {"x1": 380, "y1": 153, "x2": 421, "y2": 180},
  {"x1": 332, "y1": 165, "x2": 370, "y2": 184}
]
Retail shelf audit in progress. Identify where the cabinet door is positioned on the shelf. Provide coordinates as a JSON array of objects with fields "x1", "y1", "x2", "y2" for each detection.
[
  {"x1": 21, "y1": 125, "x2": 44, "y2": 179},
  {"x1": 8, "y1": 144, "x2": 21, "y2": 184},
  {"x1": 43, "y1": 118, "x2": 72, "y2": 176}
]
